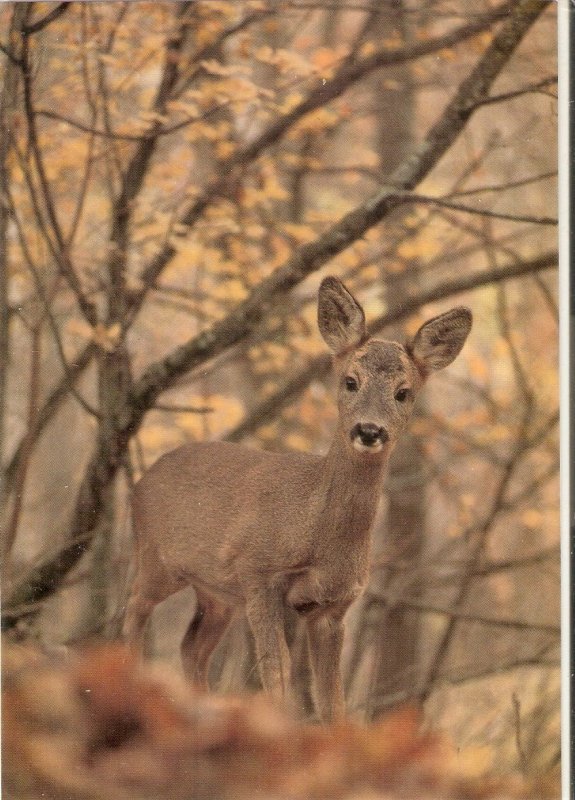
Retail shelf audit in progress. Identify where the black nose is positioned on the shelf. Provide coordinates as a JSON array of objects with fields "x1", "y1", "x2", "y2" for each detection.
[{"x1": 351, "y1": 423, "x2": 388, "y2": 446}]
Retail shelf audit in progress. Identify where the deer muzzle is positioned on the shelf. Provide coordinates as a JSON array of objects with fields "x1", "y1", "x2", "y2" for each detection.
[{"x1": 350, "y1": 423, "x2": 389, "y2": 452}]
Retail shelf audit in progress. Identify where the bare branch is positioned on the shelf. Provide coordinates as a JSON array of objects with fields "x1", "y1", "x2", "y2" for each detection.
[
  {"x1": 512, "y1": 693, "x2": 529, "y2": 774},
  {"x1": 397, "y1": 192, "x2": 557, "y2": 226},
  {"x1": 360, "y1": 649, "x2": 559, "y2": 716},
  {"x1": 22, "y1": 2, "x2": 70, "y2": 35},
  {"x1": 468, "y1": 74, "x2": 557, "y2": 109},
  {"x1": 450, "y1": 170, "x2": 557, "y2": 199},
  {"x1": 33, "y1": 107, "x2": 218, "y2": 142},
  {"x1": 363, "y1": 592, "x2": 560, "y2": 635},
  {"x1": 154, "y1": 404, "x2": 214, "y2": 415},
  {"x1": 0, "y1": 41, "x2": 21, "y2": 66},
  {"x1": 472, "y1": 546, "x2": 559, "y2": 577}
]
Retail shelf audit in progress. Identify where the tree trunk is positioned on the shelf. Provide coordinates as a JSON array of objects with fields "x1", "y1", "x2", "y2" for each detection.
[
  {"x1": 346, "y1": 0, "x2": 425, "y2": 718},
  {"x1": 0, "y1": 5, "x2": 27, "y2": 518}
]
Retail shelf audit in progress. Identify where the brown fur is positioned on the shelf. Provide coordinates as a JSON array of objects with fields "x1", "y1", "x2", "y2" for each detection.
[{"x1": 123, "y1": 277, "x2": 471, "y2": 722}]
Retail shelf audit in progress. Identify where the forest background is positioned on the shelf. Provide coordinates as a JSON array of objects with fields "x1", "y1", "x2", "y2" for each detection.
[{"x1": 0, "y1": 0, "x2": 559, "y2": 780}]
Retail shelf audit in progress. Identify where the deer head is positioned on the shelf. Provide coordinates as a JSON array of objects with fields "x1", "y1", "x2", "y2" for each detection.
[{"x1": 318, "y1": 276, "x2": 472, "y2": 456}]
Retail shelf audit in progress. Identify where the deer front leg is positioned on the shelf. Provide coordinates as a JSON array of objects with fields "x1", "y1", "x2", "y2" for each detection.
[
  {"x1": 307, "y1": 612, "x2": 346, "y2": 723},
  {"x1": 244, "y1": 587, "x2": 291, "y2": 702}
]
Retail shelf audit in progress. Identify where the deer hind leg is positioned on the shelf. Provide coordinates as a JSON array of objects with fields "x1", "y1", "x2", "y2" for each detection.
[
  {"x1": 122, "y1": 580, "x2": 156, "y2": 659},
  {"x1": 180, "y1": 591, "x2": 232, "y2": 688},
  {"x1": 122, "y1": 562, "x2": 171, "y2": 659}
]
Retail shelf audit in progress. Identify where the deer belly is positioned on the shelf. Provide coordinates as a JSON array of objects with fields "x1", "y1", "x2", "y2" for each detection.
[{"x1": 285, "y1": 568, "x2": 365, "y2": 617}]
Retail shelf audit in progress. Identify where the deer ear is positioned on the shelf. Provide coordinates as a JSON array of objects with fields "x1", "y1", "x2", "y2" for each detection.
[
  {"x1": 407, "y1": 307, "x2": 472, "y2": 373},
  {"x1": 318, "y1": 277, "x2": 367, "y2": 354}
]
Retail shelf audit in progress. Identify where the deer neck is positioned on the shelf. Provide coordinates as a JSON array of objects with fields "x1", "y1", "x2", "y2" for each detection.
[{"x1": 315, "y1": 424, "x2": 390, "y2": 542}]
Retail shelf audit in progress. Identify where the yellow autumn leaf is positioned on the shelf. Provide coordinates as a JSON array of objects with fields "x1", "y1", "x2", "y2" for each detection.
[
  {"x1": 138, "y1": 423, "x2": 184, "y2": 456},
  {"x1": 361, "y1": 264, "x2": 380, "y2": 281},
  {"x1": 211, "y1": 279, "x2": 247, "y2": 302},
  {"x1": 285, "y1": 432, "x2": 310, "y2": 452},
  {"x1": 521, "y1": 508, "x2": 544, "y2": 529},
  {"x1": 66, "y1": 318, "x2": 94, "y2": 342},
  {"x1": 467, "y1": 353, "x2": 489, "y2": 381},
  {"x1": 438, "y1": 47, "x2": 457, "y2": 62},
  {"x1": 454, "y1": 745, "x2": 493, "y2": 778},
  {"x1": 166, "y1": 99, "x2": 200, "y2": 117},
  {"x1": 281, "y1": 223, "x2": 316, "y2": 244},
  {"x1": 382, "y1": 35, "x2": 402, "y2": 50},
  {"x1": 397, "y1": 237, "x2": 441, "y2": 260},
  {"x1": 359, "y1": 41, "x2": 376, "y2": 58},
  {"x1": 254, "y1": 45, "x2": 275, "y2": 64},
  {"x1": 215, "y1": 140, "x2": 237, "y2": 160},
  {"x1": 199, "y1": 59, "x2": 234, "y2": 77},
  {"x1": 310, "y1": 46, "x2": 338, "y2": 73},
  {"x1": 92, "y1": 323, "x2": 122, "y2": 352},
  {"x1": 276, "y1": 92, "x2": 304, "y2": 115}
]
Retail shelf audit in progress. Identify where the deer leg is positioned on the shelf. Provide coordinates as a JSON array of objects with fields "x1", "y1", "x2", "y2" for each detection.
[
  {"x1": 244, "y1": 587, "x2": 291, "y2": 702},
  {"x1": 307, "y1": 612, "x2": 346, "y2": 723},
  {"x1": 122, "y1": 584, "x2": 155, "y2": 658},
  {"x1": 122, "y1": 559, "x2": 172, "y2": 659},
  {"x1": 288, "y1": 614, "x2": 315, "y2": 717},
  {"x1": 180, "y1": 594, "x2": 232, "y2": 688}
]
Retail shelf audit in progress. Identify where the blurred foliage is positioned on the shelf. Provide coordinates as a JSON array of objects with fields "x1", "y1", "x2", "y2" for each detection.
[{"x1": 2, "y1": 642, "x2": 561, "y2": 800}]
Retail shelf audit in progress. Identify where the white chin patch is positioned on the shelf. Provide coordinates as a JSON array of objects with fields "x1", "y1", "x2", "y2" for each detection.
[{"x1": 352, "y1": 439, "x2": 383, "y2": 453}]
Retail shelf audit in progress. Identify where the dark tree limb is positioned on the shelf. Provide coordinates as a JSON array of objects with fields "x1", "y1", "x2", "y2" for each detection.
[{"x1": 22, "y1": 2, "x2": 70, "y2": 35}]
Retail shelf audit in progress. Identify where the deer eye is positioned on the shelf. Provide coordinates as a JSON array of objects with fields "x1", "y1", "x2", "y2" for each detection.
[
  {"x1": 345, "y1": 376, "x2": 359, "y2": 392},
  {"x1": 395, "y1": 387, "x2": 411, "y2": 402}
]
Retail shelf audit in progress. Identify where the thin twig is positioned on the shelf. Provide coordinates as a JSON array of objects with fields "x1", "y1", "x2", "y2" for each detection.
[
  {"x1": 154, "y1": 403, "x2": 214, "y2": 414},
  {"x1": 363, "y1": 593, "x2": 559, "y2": 635},
  {"x1": 449, "y1": 170, "x2": 557, "y2": 199},
  {"x1": 512, "y1": 692, "x2": 529, "y2": 774},
  {"x1": 469, "y1": 74, "x2": 557, "y2": 109},
  {"x1": 396, "y1": 192, "x2": 557, "y2": 226}
]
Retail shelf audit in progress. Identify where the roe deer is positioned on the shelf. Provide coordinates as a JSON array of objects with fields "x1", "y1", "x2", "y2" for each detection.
[{"x1": 122, "y1": 277, "x2": 472, "y2": 722}]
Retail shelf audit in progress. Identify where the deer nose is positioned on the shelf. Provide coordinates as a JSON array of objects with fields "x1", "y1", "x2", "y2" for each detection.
[{"x1": 351, "y1": 423, "x2": 388, "y2": 447}]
